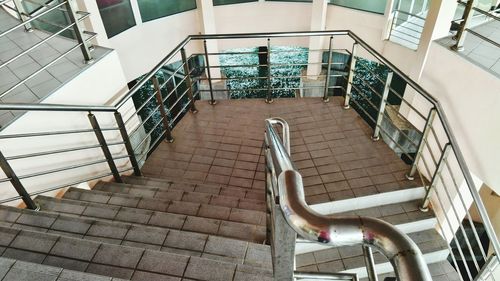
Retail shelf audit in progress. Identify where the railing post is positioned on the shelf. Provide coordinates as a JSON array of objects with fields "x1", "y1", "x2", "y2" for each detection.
[
  {"x1": 203, "y1": 40, "x2": 216, "y2": 105},
  {"x1": 420, "y1": 144, "x2": 451, "y2": 212},
  {"x1": 181, "y1": 48, "x2": 198, "y2": 113},
  {"x1": 372, "y1": 72, "x2": 393, "y2": 141},
  {"x1": 114, "y1": 111, "x2": 142, "y2": 176},
  {"x1": 344, "y1": 43, "x2": 358, "y2": 109},
  {"x1": 88, "y1": 112, "x2": 122, "y2": 183},
  {"x1": 12, "y1": 0, "x2": 33, "y2": 32},
  {"x1": 363, "y1": 246, "x2": 379, "y2": 281},
  {"x1": 151, "y1": 76, "x2": 174, "y2": 143},
  {"x1": 323, "y1": 36, "x2": 334, "y2": 103},
  {"x1": 65, "y1": 0, "x2": 93, "y2": 63},
  {"x1": 451, "y1": 0, "x2": 476, "y2": 51},
  {"x1": 406, "y1": 108, "x2": 437, "y2": 180},
  {"x1": 0, "y1": 151, "x2": 39, "y2": 210},
  {"x1": 266, "y1": 38, "x2": 273, "y2": 104}
]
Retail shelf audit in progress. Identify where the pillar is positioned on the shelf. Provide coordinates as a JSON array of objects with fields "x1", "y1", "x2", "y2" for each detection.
[{"x1": 306, "y1": 0, "x2": 328, "y2": 78}]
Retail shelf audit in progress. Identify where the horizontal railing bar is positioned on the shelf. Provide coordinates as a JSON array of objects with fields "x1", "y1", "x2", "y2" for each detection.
[
  {"x1": 123, "y1": 92, "x2": 158, "y2": 125},
  {"x1": 17, "y1": 158, "x2": 110, "y2": 179},
  {"x1": 389, "y1": 33, "x2": 420, "y2": 46},
  {"x1": 0, "y1": 1, "x2": 67, "y2": 38},
  {"x1": 202, "y1": 73, "x2": 346, "y2": 82},
  {"x1": 390, "y1": 30, "x2": 422, "y2": 42},
  {"x1": 136, "y1": 131, "x2": 165, "y2": 164},
  {"x1": 132, "y1": 116, "x2": 165, "y2": 152},
  {"x1": 465, "y1": 29, "x2": 500, "y2": 48},
  {"x1": 0, "y1": 178, "x2": 11, "y2": 184},
  {"x1": 5, "y1": 143, "x2": 103, "y2": 160},
  {"x1": 170, "y1": 98, "x2": 192, "y2": 125},
  {"x1": 128, "y1": 104, "x2": 162, "y2": 137},
  {"x1": 458, "y1": 0, "x2": 500, "y2": 21},
  {"x1": 167, "y1": 88, "x2": 190, "y2": 112},
  {"x1": 0, "y1": 128, "x2": 117, "y2": 139},
  {"x1": 387, "y1": 88, "x2": 428, "y2": 120},
  {"x1": 394, "y1": 9, "x2": 427, "y2": 20},
  {"x1": 0, "y1": 102, "x2": 115, "y2": 112},
  {"x1": 393, "y1": 19, "x2": 425, "y2": 30},
  {"x1": 294, "y1": 271, "x2": 358, "y2": 281},
  {"x1": 190, "y1": 30, "x2": 350, "y2": 40}
]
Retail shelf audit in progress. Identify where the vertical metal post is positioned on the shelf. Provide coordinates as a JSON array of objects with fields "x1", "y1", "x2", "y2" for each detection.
[
  {"x1": 12, "y1": 0, "x2": 32, "y2": 32},
  {"x1": 363, "y1": 246, "x2": 379, "y2": 281},
  {"x1": 88, "y1": 112, "x2": 122, "y2": 183},
  {"x1": 420, "y1": 144, "x2": 451, "y2": 212},
  {"x1": 372, "y1": 72, "x2": 393, "y2": 141},
  {"x1": 344, "y1": 43, "x2": 358, "y2": 109},
  {"x1": 323, "y1": 36, "x2": 334, "y2": 103},
  {"x1": 203, "y1": 40, "x2": 216, "y2": 105},
  {"x1": 114, "y1": 111, "x2": 142, "y2": 176},
  {"x1": 65, "y1": 0, "x2": 93, "y2": 63},
  {"x1": 151, "y1": 77, "x2": 174, "y2": 143},
  {"x1": 266, "y1": 38, "x2": 273, "y2": 104},
  {"x1": 452, "y1": 0, "x2": 476, "y2": 51},
  {"x1": 406, "y1": 108, "x2": 437, "y2": 180},
  {"x1": 181, "y1": 48, "x2": 198, "y2": 113},
  {"x1": 0, "y1": 151, "x2": 39, "y2": 210}
]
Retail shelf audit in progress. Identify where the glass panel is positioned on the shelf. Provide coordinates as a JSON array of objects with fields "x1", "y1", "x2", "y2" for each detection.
[
  {"x1": 266, "y1": 0, "x2": 312, "y2": 2},
  {"x1": 137, "y1": 0, "x2": 197, "y2": 22},
  {"x1": 22, "y1": 0, "x2": 74, "y2": 39},
  {"x1": 96, "y1": 0, "x2": 136, "y2": 38},
  {"x1": 329, "y1": 0, "x2": 387, "y2": 14},
  {"x1": 214, "y1": 0, "x2": 258, "y2": 5}
]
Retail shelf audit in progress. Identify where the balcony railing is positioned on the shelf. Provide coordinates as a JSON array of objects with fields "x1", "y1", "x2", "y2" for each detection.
[{"x1": 0, "y1": 30, "x2": 497, "y2": 281}]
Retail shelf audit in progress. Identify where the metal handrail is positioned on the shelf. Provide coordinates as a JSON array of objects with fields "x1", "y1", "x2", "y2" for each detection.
[{"x1": 265, "y1": 118, "x2": 432, "y2": 281}]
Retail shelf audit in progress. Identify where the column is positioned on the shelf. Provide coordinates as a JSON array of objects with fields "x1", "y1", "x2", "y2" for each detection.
[
  {"x1": 306, "y1": 0, "x2": 328, "y2": 78},
  {"x1": 196, "y1": 0, "x2": 221, "y2": 79}
]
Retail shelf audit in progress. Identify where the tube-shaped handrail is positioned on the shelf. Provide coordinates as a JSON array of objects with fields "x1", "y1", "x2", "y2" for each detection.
[{"x1": 265, "y1": 118, "x2": 432, "y2": 281}]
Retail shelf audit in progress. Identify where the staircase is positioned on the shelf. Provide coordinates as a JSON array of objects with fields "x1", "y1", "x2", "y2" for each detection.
[{"x1": 0, "y1": 175, "x2": 273, "y2": 280}]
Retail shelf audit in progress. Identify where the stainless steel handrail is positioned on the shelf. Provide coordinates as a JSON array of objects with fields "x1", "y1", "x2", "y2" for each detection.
[{"x1": 265, "y1": 118, "x2": 432, "y2": 281}]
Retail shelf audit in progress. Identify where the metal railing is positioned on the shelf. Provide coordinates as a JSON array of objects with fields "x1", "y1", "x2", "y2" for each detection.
[
  {"x1": 452, "y1": 0, "x2": 500, "y2": 51},
  {"x1": 388, "y1": 9, "x2": 426, "y2": 50},
  {"x1": 0, "y1": 29, "x2": 497, "y2": 280},
  {"x1": 0, "y1": 0, "x2": 95, "y2": 100},
  {"x1": 264, "y1": 117, "x2": 431, "y2": 281}
]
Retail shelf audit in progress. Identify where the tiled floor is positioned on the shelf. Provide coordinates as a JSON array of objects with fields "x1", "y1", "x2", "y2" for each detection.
[
  {"x1": 142, "y1": 97, "x2": 421, "y2": 205},
  {"x1": 0, "y1": 7, "x2": 110, "y2": 128},
  {"x1": 438, "y1": 19, "x2": 500, "y2": 77}
]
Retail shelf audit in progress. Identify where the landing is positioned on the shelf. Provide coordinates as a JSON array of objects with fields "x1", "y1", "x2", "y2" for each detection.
[{"x1": 143, "y1": 97, "x2": 420, "y2": 205}]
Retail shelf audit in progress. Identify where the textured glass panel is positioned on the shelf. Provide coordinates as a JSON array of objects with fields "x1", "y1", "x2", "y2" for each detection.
[
  {"x1": 138, "y1": 0, "x2": 197, "y2": 22},
  {"x1": 22, "y1": 0, "x2": 73, "y2": 39},
  {"x1": 329, "y1": 0, "x2": 387, "y2": 14},
  {"x1": 96, "y1": 0, "x2": 136, "y2": 38},
  {"x1": 214, "y1": 0, "x2": 258, "y2": 5}
]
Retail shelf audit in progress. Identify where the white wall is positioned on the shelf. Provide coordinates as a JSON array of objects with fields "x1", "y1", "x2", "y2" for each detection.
[
  {"x1": 0, "y1": 51, "x2": 134, "y2": 206},
  {"x1": 419, "y1": 42, "x2": 500, "y2": 194}
]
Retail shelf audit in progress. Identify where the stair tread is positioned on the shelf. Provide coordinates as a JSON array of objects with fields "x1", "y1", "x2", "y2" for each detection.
[
  {"x1": 34, "y1": 195, "x2": 266, "y2": 244},
  {"x1": 360, "y1": 261, "x2": 461, "y2": 281},
  {"x1": 0, "y1": 225, "x2": 273, "y2": 280},
  {"x1": 0, "y1": 205, "x2": 272, "y2": 270},
  {"x1": 63, "y1": 187, "x2": 266, "y2": 227},
  {"x1": 336, "y1": 200, "x2": 435, "y2": 226},
  {"x1": 94, "y1": 181, "x2": 266, "y2": 212},
  {"x1": 296, "y1": 228, "x2": 448, "y2": 272},
  {"x1": 0, "y1": 256, "x2": 124, "y2": 281},
  {"x1": 122, "y1": 176, "x2": 265, "y2": 201}
]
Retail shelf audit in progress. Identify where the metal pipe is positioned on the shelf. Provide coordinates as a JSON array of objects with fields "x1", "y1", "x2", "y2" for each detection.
[
  {"x1": 114, "y1": 111, "x2": 142, "y2": 176},
  {"x1": 181, "y1": 48, "x2": 198, "y2": 113},
  {"x1": 266, "y1": 118, "x2": 431, "y2": 281},
  {"x1": 88, "y1": 112, "x2": 122, "y2": 183},
  {"x1": 64, "y1": 0, "x2": 92, "y2": 63},
  {"x1": 373, "y1": 72, "x2": 393, "y2": 141},
  {"x1": 363, "y1": 246, "x2": 379, "y2": 281},
  {"x1": 0, "y1": 151, "x2": 39, "y2": 210},
  {"x1": 420, "y1": 143, "x2": 451, "y2": 211},
  {"x1": 323, "y1": 36, "x2": 333, "y2": 103},
  {"x1": 266, "y1": 38, "x2": 273, "y2": 103},
  {"x1": 344, "y1": 43, "x2": 358, "y2": 109},
  {"x1": 203, "y1": 40, "x2": 216, "y2": 105},
  {"x1": 407, "y1": 108, "x2": 436, "y2": 180},
  {"x1": 452, "y1": 0, "x2": 476, "y2": 51},
  {"x1": 151, "y1": 77, "x2": 174, "y2": 143},
  {"x1": 294, "y1": 271, "x2": 359, "y2": 280}
]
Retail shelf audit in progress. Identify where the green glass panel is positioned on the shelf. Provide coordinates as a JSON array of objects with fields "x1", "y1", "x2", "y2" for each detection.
[
  {"x1": 96, "y1": 0, "x2": 136, "y2": 38},
  {"x1": 22, "y1": 0, "x2": 74, "y2": 39},
  {"x1": 266, "y1": 0, "x2": 312, "y2": 2},
  {"x1": 329, "y1": 0, "x2": 387, "y2": 14},
  {"x1": 214, "y1": 0, "x2": 258, "y2": 6},
  {"x1": 137, "y1": 0, "x2": 197, "y2": 22}
]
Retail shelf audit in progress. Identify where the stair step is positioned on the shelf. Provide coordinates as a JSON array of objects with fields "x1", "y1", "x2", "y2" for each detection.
[
  {"x1": 0, "y1": 226, "x2": 273, "y2": 280},
  {"x1": 35, "y1": 195, "x2": 267, "y2": 244},
  {"x1": 122, "y1": 176, "x2": 265, "y2": 201},
  {"x1": 63, "y1": 187, "x2": 266, "y2": 227},
  {"x1": 0, "y1": 257, "x2": 123, "y2": 281},
  {"x1": 94, "y1": 181, "x2": 266, "y2": 212},
  {"x1": 296, "y1": 229, "x2": 449, "y2": 278},
  {"x1": 360, "y1": 261, "x2": 461, "y2": 281},
  {"x1": 0, "y1": 205, "x2": 272, "y2": 270}
]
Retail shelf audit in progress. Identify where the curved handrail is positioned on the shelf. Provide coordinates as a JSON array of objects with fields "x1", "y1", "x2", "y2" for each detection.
[{"x1": 265, "y1": 118, "x2": 432, "y2": 281}]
